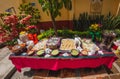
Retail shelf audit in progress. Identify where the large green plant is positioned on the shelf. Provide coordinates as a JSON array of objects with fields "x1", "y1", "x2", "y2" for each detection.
[
  {"x1": 102, "y1": 13, "x2": 120, "y2": 30},
  {"x1": 73, "y1": 12, "x2": 120, "y2": 31},
  {"x1": 19, "y1": 3, "x2": 41, "y2": 25},
  {"x1": 38, "y1": 0, "x2": 72, "y2": 36},
  {"x1": 73, "y1": 12, "x2": 104, "y2": 31}
]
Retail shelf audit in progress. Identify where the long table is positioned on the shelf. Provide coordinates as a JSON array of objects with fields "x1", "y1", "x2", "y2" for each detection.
[{"x1": 9, "y1": 51, "x2": 118, "y2": 72}]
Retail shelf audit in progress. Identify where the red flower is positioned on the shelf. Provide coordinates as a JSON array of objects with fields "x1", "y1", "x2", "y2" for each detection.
[{"x1": 28, "y1": 25, "x2": 37, "y2": 29}]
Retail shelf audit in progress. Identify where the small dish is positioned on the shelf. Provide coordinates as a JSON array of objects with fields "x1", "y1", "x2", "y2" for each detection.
[
  {"x1": 51, "y1": 49, "x2": 59, "y2": 56},
  {"x1": 36, "y1": 50, "x2": 45, "y2": 56},
  {"x1": 71, "y1": 49, "x2": 79, "y2": 57}
]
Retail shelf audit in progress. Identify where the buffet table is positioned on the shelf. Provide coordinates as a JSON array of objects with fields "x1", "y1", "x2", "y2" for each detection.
[
  {"x1": 9, "y1": 51, "x2": 117, "y2": 72},
  {"x1": 9, "y1": 38, "x2": 118, "y2": 72}
]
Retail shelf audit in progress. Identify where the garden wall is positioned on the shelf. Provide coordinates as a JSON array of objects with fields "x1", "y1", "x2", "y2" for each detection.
[{"x1": 36, "y1": 20, "x2": 73, "y2": 31}]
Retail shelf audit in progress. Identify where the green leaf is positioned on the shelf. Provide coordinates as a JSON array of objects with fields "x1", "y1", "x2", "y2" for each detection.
[
  {"x1": 58, "y1": 2, "x2": 63, "y2": 9},
  {"x1": 38, "y1": 0, "x2": 43, "y2": 3}
]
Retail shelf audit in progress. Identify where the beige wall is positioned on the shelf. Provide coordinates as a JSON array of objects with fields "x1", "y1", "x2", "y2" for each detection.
[
  {"x1": 0, "y1": 0, "x2": 119, "y2": 22},
  {"x1": 102, "y1": 0, "x2": 120, "y2": 15},
  {"x1": 24, "y1": 0, "x2": 71, "y2": 22},
  {"x1": 26, "y1": 0, "x2": 120, "y2": 21},
  {"x1": 0, "y1": 0, "x2": 22, "y2": 14},
  {"x1": 74, "y1": 0, "x2": 120, "y2": 19},
  {"x1": 74, "y1": 0, "x2": 91, "y2": 18}
]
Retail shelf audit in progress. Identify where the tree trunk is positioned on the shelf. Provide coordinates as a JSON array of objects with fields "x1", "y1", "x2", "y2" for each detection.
[
  {"x1": 51, "y1": 15, "x2": 58, "y2": 36},
  {"x1": 48, "y1": 0, "x2": 58, "y2": 36}
]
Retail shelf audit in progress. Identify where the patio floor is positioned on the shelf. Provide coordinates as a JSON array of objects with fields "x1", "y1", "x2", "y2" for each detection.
[{"x1": 11, "y1": 56, "x2": 120, "y2": 79}]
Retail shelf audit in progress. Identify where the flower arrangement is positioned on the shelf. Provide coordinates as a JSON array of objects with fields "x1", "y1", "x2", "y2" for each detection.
[
  {"x1": 20, "y1": 31, "x2": 27, "y2": 35},
  {"x1": 0, "y1": 10, "x2": 39, "y2": 45},
  {"x1": 0, "y1": 14, "x2": 19, "y2": 44},
  {"x1": 19, "y1": 15, "x2": 32, "y2": 25},
  {"x1": 4, "y1": 14, "x2": 18, "y2": 26},
  {"x1": 89, "y1": 23, "x2": 102, "y2": 42},
  {"x1": 89, "y1": 24, "x2": 102, "y2": 32}
]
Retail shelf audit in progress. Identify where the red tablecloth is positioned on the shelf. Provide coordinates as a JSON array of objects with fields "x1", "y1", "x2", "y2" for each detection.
[{"x1": 9, "y1": 53, "x2": 118, "y2": 72}]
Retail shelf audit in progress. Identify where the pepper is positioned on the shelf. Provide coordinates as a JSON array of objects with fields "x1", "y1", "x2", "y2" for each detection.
[{"x1": 28, "y1": 33, "x2": 38, "y2": 44}]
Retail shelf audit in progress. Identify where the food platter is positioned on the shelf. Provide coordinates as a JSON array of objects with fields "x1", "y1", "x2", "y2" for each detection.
[
  {"x1": 12, "y1": 38, "x2": 102, "y2": 57},
  {"x1": 60, "y1": 39, "x2": 76, "y2": 50}
]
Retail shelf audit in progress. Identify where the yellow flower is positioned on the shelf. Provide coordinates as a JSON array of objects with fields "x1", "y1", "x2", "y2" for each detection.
[
  {"x1": 90, "y1": 23, "x2": 100, "y2": 31},
  {"x1": 91, "y1": 24, "x2": 94, "y2": 27},
  {"x1": 20, "y1": 31, "x2": 26, "y2": 35}
]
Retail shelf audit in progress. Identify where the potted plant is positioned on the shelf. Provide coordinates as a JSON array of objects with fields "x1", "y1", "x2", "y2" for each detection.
[{"x1": 89, "y1": 23, "x2": 102, "y2": 42}]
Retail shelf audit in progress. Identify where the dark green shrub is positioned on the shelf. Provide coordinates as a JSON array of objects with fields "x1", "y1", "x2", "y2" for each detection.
[
  {"x1": 37, "y1": 29, "x2": 89, "y2": 40},
  {"x1": 73, "y1": 12, "x2": 120, "y2": 31},
  {"x1": 37, "y1": 29, "x2": 55, "y2": 40},
  {"x1": 73, "y1": 12, "x2": 104, "y2": 31}
]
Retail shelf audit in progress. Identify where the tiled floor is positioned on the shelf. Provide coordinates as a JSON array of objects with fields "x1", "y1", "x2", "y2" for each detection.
[
  {"x1": 0, "y1": 47, "x2": 10, "y2": 61},
  {"x1": 0, "y1": 47, "x2": 14, "y2": 79}
]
